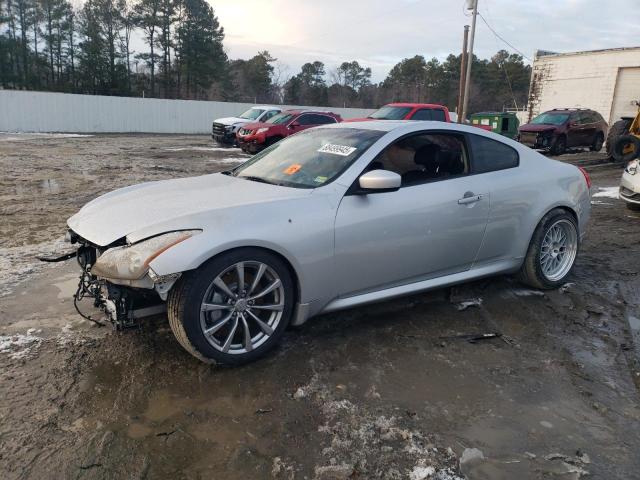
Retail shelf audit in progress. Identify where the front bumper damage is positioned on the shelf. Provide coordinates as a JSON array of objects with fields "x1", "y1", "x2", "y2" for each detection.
[
  {"x1": 518, "y1": 131, "x2": 554, "y2": 150},
  {"x1": 69, "y1": 232, "x2": 178, "y2": 329}
]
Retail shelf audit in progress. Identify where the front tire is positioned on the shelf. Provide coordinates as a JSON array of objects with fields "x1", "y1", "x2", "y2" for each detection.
[
  {"x1": 606, "y1": 119, "x2": 632, "y2": 158},
  {"x1": 550, "y1": 135, "x2": 566, "y2": 156},
  {"x1": 517, "y1": 209, "x2": 579, "y2": 289},
  {"x1": 626, "y1": 202, "x2": 640, "y2": 212},
  {"x1": 167, "y1": 248, "x2": 295, "y2": 365}
]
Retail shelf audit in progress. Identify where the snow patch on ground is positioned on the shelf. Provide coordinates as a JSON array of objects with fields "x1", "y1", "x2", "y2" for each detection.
[
  {"x1": 288, "y1": 373, "x2": 460, "y2": 478},
  {"x1": 510, "y1": 288, "x2": 545, "y2": 297},
  {"x1": 0, "y1": 237, "x2": 68, "y2": 297},
  {"x1": 592, "y1": 187, "x2": 619, "y2": 199},
  {"x1": 456, "y1": 298, "x2": 483, "y2": 311},
  {"x1": 0, "y1": 132, "x2": 93, "y2": 140},
  {"x1": 0, "y1": 330, "x2": 43, "y2": 359},
  {"x1": 409, "y1": 465, "x2": 436, "y2": 479},
  {"x1": 1, "y1": 325, "x2": 88, "y2": 360},
  {"x1": 164, "y1": 146, "x2": 242, "y2": 152},
  {"x1": 56, "y1": 323, "x2": 86, "y2": 348}
]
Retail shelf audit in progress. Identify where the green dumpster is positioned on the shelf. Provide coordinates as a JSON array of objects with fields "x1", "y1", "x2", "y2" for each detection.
[{"x1": 470, "y1": 112, "x2": 520, "y2": 139}]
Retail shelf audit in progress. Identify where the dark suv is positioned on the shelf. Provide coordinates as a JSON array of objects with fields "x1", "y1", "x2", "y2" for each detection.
[{"x1": 518, "y1": 108, "x2": 608, "y2": 155}]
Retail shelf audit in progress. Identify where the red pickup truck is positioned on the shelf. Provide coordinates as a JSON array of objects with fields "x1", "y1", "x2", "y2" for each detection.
[
  {"x1": 347, "y1": 103, "x2": 451, "y2": 122},
  {"x1": 236, "y1": 109, "x2": 342, "y2": 154}
]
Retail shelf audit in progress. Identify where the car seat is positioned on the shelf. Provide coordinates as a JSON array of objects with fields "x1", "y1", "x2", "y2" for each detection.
[{"x1": 402, "y1": 144, "x2": 441, "y2": 185}]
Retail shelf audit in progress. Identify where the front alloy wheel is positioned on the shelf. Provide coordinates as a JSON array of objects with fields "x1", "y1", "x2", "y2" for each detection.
[
  {"x1": 168, "y1": 248, "x2": 294, "y2": 365},
  {"x1": 200, "y1": 261, "x2": 285, "y2": 355}
]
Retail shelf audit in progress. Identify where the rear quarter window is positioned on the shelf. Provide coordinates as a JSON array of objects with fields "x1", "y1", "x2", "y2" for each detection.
[
  {"x1": 312, "y1": 114, "x2": 338, "y2": 125},
  {"x1": 431, "y1": 109, "x2": 446, "y2": 122},
  {"x1": 468, "y1": 134, "x2": 519, "y2": 173}
]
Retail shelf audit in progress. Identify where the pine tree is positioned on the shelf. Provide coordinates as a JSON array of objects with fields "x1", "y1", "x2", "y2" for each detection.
[
  {"x1": 134, "y1": 0, "x2": 160, "y2": 96},
  {"x1": 175, "y1": 0, "x2": 225, "y2": 99}
]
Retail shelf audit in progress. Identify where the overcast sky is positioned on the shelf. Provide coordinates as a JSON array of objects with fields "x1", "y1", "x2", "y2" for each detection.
[{"x1": 213, "y1": 0, "x2": 640, "y2": 82}]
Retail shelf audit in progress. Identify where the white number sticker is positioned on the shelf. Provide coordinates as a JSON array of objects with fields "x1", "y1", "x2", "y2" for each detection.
[{"x1": 318, "y1": 144, "x2": 357, "y2": 156}]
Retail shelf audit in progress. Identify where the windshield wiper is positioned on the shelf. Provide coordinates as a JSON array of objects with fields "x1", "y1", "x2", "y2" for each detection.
[{"x1": 240, "y1": 175, "x2": 278, "y2": 185}]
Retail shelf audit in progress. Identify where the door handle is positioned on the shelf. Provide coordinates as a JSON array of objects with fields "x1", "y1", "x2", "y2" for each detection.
[{"x1": 458, "y1": 194, "x2": 483, "y2": 205}]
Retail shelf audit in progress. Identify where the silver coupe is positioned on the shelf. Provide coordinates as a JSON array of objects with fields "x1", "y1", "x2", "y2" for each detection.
[{"x1": 67, "y1": 121, "x2": 591, "y2": 364}]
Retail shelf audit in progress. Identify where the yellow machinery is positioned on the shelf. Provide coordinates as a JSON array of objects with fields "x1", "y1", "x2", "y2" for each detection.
[{"x1": 608, "y1": 100, "x2": 640, "y2": 162}]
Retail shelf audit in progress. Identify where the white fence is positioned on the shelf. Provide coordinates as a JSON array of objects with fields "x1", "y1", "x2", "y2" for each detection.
[{"x1": 0, "y1": 90, "x2": 375, "y2": 134}]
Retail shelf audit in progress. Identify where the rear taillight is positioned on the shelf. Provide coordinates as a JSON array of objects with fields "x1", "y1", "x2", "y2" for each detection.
[{"x1": 578, "y1": 167, "x2": 591, "y2": 189}]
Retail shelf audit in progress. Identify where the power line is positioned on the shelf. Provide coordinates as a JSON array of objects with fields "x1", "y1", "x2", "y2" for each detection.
[
  {"x1": 479, "y1": 3, "x2": 520, "y2": 109},
  {"x1": 477, "y1": 12, "x2": 532, "y2": 62}
]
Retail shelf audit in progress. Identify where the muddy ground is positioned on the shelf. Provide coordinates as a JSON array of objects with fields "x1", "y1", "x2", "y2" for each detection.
[{"x1": 0, "y1": 133, "x2": 639, "y2": 480}]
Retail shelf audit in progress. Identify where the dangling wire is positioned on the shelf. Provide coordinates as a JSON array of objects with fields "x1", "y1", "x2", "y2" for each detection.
[{"x1": 73, "y1": 256, "x2": 107, "y2": 327}]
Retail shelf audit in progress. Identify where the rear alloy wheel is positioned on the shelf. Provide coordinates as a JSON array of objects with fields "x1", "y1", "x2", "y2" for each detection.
[
  {"x1": 517, "y1": 209, "x2": 579, "y2": 289},
  {"x1": 590, "y1": 132, "x2": 604, "y2": 152},
  {"x1": 167, "y1": 248, "x2": 294, "y2": 365}
]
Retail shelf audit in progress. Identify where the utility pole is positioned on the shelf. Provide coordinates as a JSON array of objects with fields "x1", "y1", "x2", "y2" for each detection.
[
  {"x1": 457, "y1": 25, "x2": 469, "y2": 123},
  {"x1": 461, "y1": 0, "x2": 478, "y2": 123}
]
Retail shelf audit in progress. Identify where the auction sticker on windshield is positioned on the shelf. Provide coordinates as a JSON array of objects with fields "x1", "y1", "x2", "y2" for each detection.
[
  {"x1": 283, "y1": 164, "x2": 302, "y2": 175},
  {"x1": 318, "y1": 144, "x2": 357, "y2": 156}
]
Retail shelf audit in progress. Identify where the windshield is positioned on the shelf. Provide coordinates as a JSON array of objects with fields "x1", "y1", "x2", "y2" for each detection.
[
  {"x1": 233, "y1": 128, "x2": 384, "y2": 188},
  {"x1": 239, "y1": 108, "x2": 264, "y2": 120},
  {"x1": 267, "y1": 112, "x2": 295, "y2": 125},
  {"x1": 369, "y1": 106, "x2": 413, "y2": 120},
  {"x1": 530, "y1": 112, "x2": 570, "y2": 125}
]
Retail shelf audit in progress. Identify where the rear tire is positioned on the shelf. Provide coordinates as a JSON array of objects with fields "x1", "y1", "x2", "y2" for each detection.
[
  {"x1": 167, "y1": 248, "x2": 295, "y2": 365},
  {"x1": 517, "y1": 209, "x2": 579, "y2": 290}
]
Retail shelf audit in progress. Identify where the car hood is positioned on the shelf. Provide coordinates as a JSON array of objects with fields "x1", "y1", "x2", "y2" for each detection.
[
  {"x1": 519, "y1": 124, "x2": 557, "y2": 133},
  {"x1": 241, "y1": 121, "x2": 273, "y2": 131},
  {"x1": 68, "y1": 173, "x2": 310, "y2": 246},
  {"x1": 214, "y1": 117, "x2": 248, "y2": 126}
]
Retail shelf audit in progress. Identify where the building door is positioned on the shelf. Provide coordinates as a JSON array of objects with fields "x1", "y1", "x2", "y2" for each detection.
[{"x1": 610, "y1": 67, "x2": 640, "y2": 123}]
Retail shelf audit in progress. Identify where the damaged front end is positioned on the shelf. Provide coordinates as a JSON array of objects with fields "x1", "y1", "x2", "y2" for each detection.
[{"x1": 67, "y1": 229, "x2": 197, "y2": 329}]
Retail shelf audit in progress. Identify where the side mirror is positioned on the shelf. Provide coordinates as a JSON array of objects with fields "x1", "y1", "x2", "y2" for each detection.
[{"x1": 358, "y1": 170, "x2": 401, "y2": 193}]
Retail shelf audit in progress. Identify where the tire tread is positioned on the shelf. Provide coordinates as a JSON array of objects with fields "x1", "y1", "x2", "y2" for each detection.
[
  {"x1": 167, "y1": 274, "x2": 216, "y2": 364},
  {"x1": 517, "y1": 208, "x2": 578, "y2": 290}
]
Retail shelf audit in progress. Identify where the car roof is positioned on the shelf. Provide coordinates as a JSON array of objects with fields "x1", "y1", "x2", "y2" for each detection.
[
  {"x1": 321, "y1": 120, "x2": 440, "y2": 132},
  {"x1": 251, "y1": 105, "x2": 281, "y2": 110},
  {"x1": 281, "y1": 109, "x2": 338, "y2": 115},
  {"x1": 385, "y1": 103, "x2": 447, "y2": 109},
  {"x1": 321, "y1": 119, "x2": 521, "y2": 137},
  {"x1": 544, "y1": 108, "x2": 593, "y2": 113}
]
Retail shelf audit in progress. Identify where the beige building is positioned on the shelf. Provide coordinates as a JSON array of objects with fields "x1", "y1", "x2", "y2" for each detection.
[{"x1": 527, "y1": 47, "x2": 640, "y2": 124}]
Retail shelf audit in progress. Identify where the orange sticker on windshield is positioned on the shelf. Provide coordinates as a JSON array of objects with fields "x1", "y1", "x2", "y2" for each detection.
[{"x1": 283, "y1": 164, "x2": 302, "y2": 175}]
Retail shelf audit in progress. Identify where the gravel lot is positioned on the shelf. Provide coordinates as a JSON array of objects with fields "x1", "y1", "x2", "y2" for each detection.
[{"x1": 1, "y1": 133, "x2": 639, "y2": 479}]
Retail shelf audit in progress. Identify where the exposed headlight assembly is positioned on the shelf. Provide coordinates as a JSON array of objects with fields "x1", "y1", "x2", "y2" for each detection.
[
  {"x1": 626, "y1": 159, "x2": 638, "y2": 175},
  {"x1": 92, "y1": 230, "x2": 200, "y2": 280}
]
